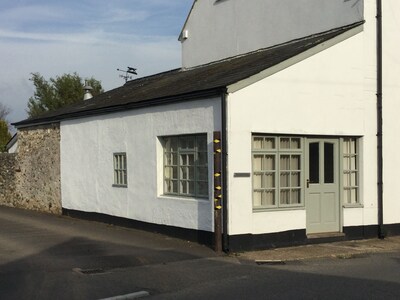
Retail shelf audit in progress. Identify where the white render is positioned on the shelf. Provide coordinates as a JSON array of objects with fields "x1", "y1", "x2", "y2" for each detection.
[
  {"x1": 226, "y1": 30, "x2": 371, "y2": 235},
  {"x1": 225, "y1": 0, "x2": 400, "y2": 235},
  {"x1": 58, "y1": 0, "x2": 400, "y2": 240},
  {"x1": 381, "y1": 0, "x2": 400, "y2": 225},
  {"x1": 181, "y1": 0, "x2": 363, "y2": 68},
  {"x1": 61, "y1": 98, "x2": 221, "y2": 232}
]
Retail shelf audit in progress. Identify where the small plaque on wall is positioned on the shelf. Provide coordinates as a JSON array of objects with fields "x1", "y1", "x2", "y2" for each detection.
[{"x1": 233, "y1": 172, "x2": 251, "y2": 178}]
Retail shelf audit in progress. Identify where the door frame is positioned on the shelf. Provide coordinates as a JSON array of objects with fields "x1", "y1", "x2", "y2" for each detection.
[{"x1": 305, "y1": 137, "x2": 342, "y2": 234}]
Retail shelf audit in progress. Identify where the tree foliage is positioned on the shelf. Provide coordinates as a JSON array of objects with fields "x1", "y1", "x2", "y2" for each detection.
[
  {"x1": 0, "y1": 119, "x2": 11, "y2": 152},
  {"x1": 27, "y1": 72, "x2": 103, "y2": 118}
]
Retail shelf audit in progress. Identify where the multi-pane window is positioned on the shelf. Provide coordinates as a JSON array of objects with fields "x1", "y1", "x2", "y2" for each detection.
[
  {"x1": 343, "y1": 138, "x2": 359, "y2": 204},
  {"x1": 252, "y1": 136, "x2": 303, "y2": 209},
  {"x1": 163, "y1": 134, "x2": 208, "y2": 198},
  {"x1": 113, "y1": 153, "x2": 127, "y2": 187}
]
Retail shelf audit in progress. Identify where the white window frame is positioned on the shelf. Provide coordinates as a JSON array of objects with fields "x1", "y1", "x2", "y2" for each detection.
[
  {"x1": 252, "y1": 135, "x2": 304, "y2": 210},
  {"x1": 341, "y1": 137, "x2": 362, "y2": 207},
  {"x1": 113, "y1": 152, "x2": 127, "y2": 187},
  {"x1": 163, "y1": 134, "x2": 208, "y2": 199}
]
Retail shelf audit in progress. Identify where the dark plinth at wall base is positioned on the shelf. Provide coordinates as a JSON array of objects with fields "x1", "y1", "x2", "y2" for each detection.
[
  {"x1": 228, "y1": 224, "x2": 400, "y2": 252},
  {"x1": 228, "y1": 229, "x2": 307, "y2": 252},
  {"x1": 62, "y1": 209, "x2": 213, "y2": 247},
  {"x1": 384, "y1": 223, "x2": 400, "y2": 236},
  {"x1": 62, "y1": 208, "x2": 400, "y2": 252},
  {"x1": 343, "y1": 225, "x2": 379, "y2": 239}
]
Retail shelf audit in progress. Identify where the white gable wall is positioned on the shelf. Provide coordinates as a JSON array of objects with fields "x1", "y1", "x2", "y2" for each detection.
[
  {"x1": 226, "y1": 0, "x2": 400, "y2": 236},
  {"x1": 226, "y1": 29, "x2": 377, "y2": 235},
  {"x1": 61, "y1": 98, "x2": 221, "y2": 232},
  {"x1": 382, "y1": 0, "x2": 400, "y2": 225},
  {"x1": 181, "y1": 0, "x2": 363, "y2": 68}
]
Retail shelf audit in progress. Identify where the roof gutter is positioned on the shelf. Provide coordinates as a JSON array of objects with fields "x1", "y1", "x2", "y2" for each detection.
[{"x1": 376, "y1": 0, "x2": 385, "y2": 239}]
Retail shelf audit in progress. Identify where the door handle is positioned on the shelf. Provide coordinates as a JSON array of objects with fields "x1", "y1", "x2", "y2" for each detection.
[{"x1": 306, "y1": 179, "x2": 310, "y2": 188}]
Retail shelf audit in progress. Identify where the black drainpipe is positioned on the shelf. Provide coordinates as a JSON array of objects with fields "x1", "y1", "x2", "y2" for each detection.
[
  {"x1": 376, "y1": 0, "x2": 385, "y2": 239},
  {"x1": 221, "y1": 89, "x2": 229, "y2": 252}
]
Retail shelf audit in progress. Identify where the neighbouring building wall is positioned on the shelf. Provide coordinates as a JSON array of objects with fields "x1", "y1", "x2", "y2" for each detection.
[
  {"x1": 15, "y1": 124, "x2": 62, "y2": 214},
  {"x1": 181, "y1": 0, "x2": 364, "y2": 68},
  {"x1": 61, "y1": 98, "x2": 221, "y2": 232},
  {"x1": 226, "y1": 26, "x2": 378, "y2": 236}
]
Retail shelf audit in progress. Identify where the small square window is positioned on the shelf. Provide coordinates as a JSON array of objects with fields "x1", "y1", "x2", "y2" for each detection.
[{"x1": 113, "y1": 153, "x2": 127, "y2": 187}]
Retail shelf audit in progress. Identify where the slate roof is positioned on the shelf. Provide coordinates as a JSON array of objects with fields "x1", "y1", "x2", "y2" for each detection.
[{"x1": 14, "y1": 21, "x2": 363, "y2": 128}]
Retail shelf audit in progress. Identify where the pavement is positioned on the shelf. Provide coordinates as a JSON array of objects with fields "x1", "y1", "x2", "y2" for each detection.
[{"x1": 235, "y1": 236, "x2": 400, "y2": 263}]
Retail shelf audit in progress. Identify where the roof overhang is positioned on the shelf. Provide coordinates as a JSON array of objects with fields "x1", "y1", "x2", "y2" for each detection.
[{"x1": 13, "y1": 88, "x2": 224, "y2": 129}]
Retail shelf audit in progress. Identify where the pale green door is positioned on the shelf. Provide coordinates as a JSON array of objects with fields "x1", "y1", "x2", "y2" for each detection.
[{"x1": 306, "y1": 139, "x2": 340, "y2": 234}]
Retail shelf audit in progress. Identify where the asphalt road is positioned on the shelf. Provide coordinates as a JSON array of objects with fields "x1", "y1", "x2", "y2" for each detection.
[{"x1": 0, "y1": 206, "x2": 399, "y2": 300}]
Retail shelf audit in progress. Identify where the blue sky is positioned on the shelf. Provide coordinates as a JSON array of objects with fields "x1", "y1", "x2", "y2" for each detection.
[{"x1": 0, "y1": 0, "x2": 193, "y2": 125}]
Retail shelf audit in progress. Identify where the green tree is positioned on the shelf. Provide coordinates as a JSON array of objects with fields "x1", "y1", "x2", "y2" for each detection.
[
  {"x1": 27, "y1": 72, "x2": 104, "y2": 118},
  {"x1": 0, "y1": 119, "x2": 11, "y2": 152}
]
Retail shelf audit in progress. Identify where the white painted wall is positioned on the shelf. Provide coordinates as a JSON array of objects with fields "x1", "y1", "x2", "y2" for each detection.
[
  {"x1": 61, "y1": 98, "x2": 221, "y2": 232},
  {"x1": 381, "y1": 0, "x2": 400, "y2": 225},
  {"x1": 181, "y1": 0, "x2": 363, "y2": 68},
  {"x1": 7, "y1": 141, "x2": 18, "y2": 153},
  {"x1": 226, "y1": 27, "x2": 379, "y2": 235}
]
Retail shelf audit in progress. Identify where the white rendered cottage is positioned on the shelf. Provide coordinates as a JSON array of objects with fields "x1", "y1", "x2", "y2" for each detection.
[{"x1": 14, "y1": 0, "x2": 400, "y2": 251}]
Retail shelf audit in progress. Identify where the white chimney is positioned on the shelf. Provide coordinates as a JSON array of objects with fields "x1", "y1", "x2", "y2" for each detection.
[{"x1": 83, "y1": 81, "x2": 93, "y2": 100}]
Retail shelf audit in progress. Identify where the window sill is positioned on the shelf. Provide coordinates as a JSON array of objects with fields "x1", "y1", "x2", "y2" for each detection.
[
  {"x1": 159, "y1": 194, "x2": 209, "y2": 203},
  {"x1": 112, "y1": 184, "x2": 128, "y2": 188},
  {"x1": 253, "y1": 206, "x2": 305, "y2": 213},
  {"x1": 343, "y1": 204, "x2": 364, "y2": 208}
]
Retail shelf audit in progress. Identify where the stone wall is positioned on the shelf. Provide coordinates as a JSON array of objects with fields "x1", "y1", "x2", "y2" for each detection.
[
  {"x1": 0, "y1": 123, "x2": 61, "y2": 214},
  {"x1": 0, "y1": 153, "x2": 21, "y2": 207}
]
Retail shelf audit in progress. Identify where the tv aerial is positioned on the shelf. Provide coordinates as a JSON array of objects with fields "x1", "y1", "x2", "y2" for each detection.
[{"x1": 117, "y1": 67, "x2": 137, "y2": 83}]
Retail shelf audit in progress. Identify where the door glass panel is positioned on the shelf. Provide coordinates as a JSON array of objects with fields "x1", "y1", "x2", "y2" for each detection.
[
  {"x1": 309, "y1": 142, "x2": 319, "y2": 183},
  {"x1": 324, "y1": 143, "x2": 334, "y2": 183}
]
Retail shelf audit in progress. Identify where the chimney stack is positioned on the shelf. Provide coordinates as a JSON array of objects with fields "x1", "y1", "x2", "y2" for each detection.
[{"x1": 83, "y1": 81, "x2": 93, "y2": 100}]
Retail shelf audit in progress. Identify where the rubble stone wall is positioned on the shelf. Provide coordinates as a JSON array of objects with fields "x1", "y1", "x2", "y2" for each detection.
[
  {"x1": 0, "y1": 153, "x2": 21, "y2": 207},
  {"x1": 0, "y1": 124, "x2": 62, "y2": 214}
]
